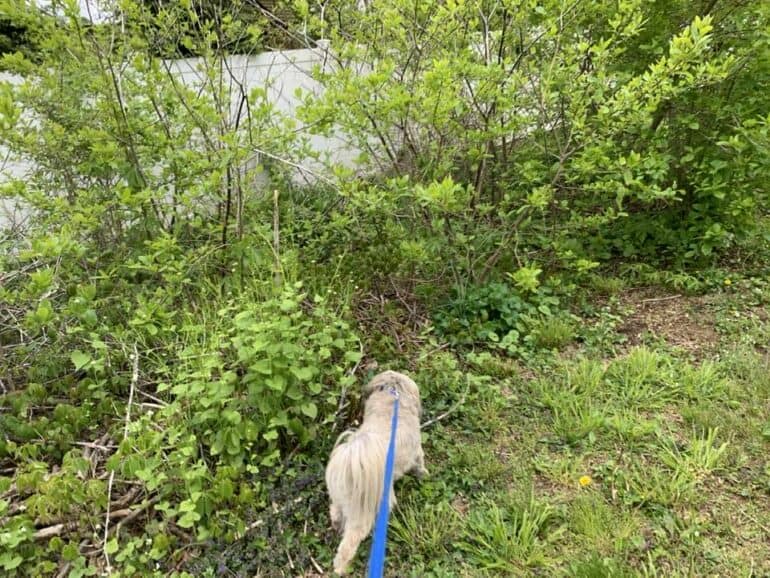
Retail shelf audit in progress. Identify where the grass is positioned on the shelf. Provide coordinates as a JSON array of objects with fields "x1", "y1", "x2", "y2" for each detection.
[
  {"x1": 190, "y1": 275, "x2": 770, "y2": 576},
  {"x1": 370, "y1": 279, "x2": 770, "y2": 577}
]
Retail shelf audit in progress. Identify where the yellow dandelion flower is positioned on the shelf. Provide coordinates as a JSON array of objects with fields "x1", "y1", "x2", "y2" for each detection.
[
  {"x1": 724, "y1": 278, "x2": 732, "y2": 286},
  {"x1": 579, "y1": 475, "x2": 592, "y2": 487}
]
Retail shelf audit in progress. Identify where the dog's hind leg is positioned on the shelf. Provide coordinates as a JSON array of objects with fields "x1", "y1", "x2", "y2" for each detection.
[
  {"x1": 333, "y1": 521, "x2": 370, "y2": 575},
  {"x1": 330, "y1": 502, "x2": 344, "y2": 533},
  {"x1": 411, "y1": 446, "x2": 428, "y2": 478}
]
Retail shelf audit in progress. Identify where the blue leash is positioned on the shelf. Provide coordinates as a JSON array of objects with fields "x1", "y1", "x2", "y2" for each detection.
[{"x1": 367, "y1": 388, "x2": 399, "y2": 578}]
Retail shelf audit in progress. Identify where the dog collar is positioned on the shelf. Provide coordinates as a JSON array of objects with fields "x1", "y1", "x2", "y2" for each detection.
[{"x1": 377, "y1": 384, "x2": 399, "y2": 398}]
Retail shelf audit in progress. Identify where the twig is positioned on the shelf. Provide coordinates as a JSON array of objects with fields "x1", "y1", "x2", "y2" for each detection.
[
  {"x1": 421, "y1": 380, "x2": 470, "y2": 429},
  {"x1": 103, "y1": 344, "x2": 138, "y2": 572},
  {"x1": 309, "y1": 556, "x2": 324, "y2": 574},
  {"x1": 107, "y1": 508, "x2": 135, "y2": 520},
  {"x1": 334, "y1": 341, "x2": 365, "y2": 429},
  {"x1": 74, "y1": 441, "x2": 116, "y2": 452},
  {"x1": 417, "y1": 343, "x2": 450, "y2": 361},
  {"x1": 81, "y1": 433, "x2": 111, "y2": 462},
  {"x1": 140, "y1": 402, "x2": 166, "y2": 410},
  {"x1": 167, "y1": 523, "x2": 193, "y2": 543},
  {"x1": 135, "y1": 388, "x2": 168, "y2": 407},
  {"x1": 107, "y1": 496, "x2": 161, "y2": 538},
  {"x1": 34, "y1": 523, "x2": 72, "y2": 541},
  {"x1": 110, "y1": 486, "x2": 141, "y2": 510},
  {"x1": 273, "y1": 189, "x2": 282, "y2": 288},
  {"x1": 640, "y1": 294, "x2": 681, "y2": 304}
]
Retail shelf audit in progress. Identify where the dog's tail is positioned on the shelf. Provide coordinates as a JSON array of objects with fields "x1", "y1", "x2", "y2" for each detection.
[{"x1": 325, "y1": 431, "x2": 388, "y2": 529}]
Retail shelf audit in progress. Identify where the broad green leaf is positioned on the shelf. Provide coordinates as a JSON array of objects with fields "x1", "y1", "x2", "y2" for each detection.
[
  {"x1": 300, "y1": 403, "x2": 318, "y2": 419},
  {"x1": 289, "y1": 366, "x2": 315, "y2": 381},
  {"x1": 70, "y1": 350, "x2": 91, "y2": 370}
]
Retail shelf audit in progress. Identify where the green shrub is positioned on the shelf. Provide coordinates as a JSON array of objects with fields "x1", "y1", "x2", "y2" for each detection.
[{"x1": 433, "y1": 280, "x2": 562, "y2": 354}]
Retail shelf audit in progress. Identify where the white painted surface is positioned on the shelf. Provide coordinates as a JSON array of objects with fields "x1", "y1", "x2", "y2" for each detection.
[{"x1": 0, "y1": 46, "x2": 362, "y2": 230}]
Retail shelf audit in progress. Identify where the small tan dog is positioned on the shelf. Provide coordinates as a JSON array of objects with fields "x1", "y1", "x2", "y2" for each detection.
[{"x1": 325, "y1": 370, "x2": 428, "y2": 575}]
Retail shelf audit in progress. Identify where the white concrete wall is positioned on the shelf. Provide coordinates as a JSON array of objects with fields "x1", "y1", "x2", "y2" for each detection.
[
  {"x1": 165, "y1": 45, "x2": 361, "y2": 175},
  {"x1": 0, "y1": 45, "x2": 361, "y2": 230},
  {"x1": 0, "y1": 72, "x2": 30, "y2": 232}
]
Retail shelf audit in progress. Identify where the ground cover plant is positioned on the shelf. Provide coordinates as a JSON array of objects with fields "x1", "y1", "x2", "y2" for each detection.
[{"x1": 1, "y1": 0, "x2": 769, "y2": 575}]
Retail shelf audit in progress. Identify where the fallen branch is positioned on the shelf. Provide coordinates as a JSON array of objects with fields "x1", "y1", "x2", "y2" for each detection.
[
  {"x1": 110, "y1": 486, "x2": 141, "y2": 511},
  {"x1": 167, "y1": 523, "x2": 193, "y2": 543},
  {"x1": 135, "y1": 387, "x2": 168, "y2": 407},
  {"x1": 309, "y1": 555, "x2": 325, "y2": 574},
  {"x1": 103, "y1": 344, "x2": 139, "y2": 572},
  {"x1": 106, "y1": 507, "x2": 134, "y2": 520},
  {"x1": 55, "y1": 562, "x2": 71, "y2": 578},
  {"x1": 108, "y1": 496, "x2": 161, "y2": 536},
  {"x1": 75, "y1": 440, "x2": 115, "y2": 453},
  {"x1": 640, "y1": 294, "x2": 681, "y2": 305},
  {"x1": 140, "y1": 402, "x2": 165, "y2": 410},
  {"x1": 34, "y1": 523, "x2": 75, "y2": 541}
]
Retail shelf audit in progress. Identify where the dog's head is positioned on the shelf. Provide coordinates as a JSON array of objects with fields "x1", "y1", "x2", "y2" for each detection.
[{"x1": 363, "y1": 370, "x2": 422, "y2": 415}]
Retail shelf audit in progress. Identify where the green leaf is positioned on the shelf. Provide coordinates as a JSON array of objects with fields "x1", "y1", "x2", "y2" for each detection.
[
  {"x1": 105, "y1": 538, "x2": 119, "y2": 555},
  {"x1": 0, "y1": 554, "x2": 23, "y2": 571},
  {"x1": 344, "y1": 350, "x2": 363, "y2": 363},
  {"x1": 300, "y1": 403, "x2": 318, "y2": 419},
  {"x1": 265, "y1": 374, "x2": 286, "y2": 391},
  {"x1": 177, "y1": 510, "x2": 201, "y2": 528},
  {"x1": 285, "y1": 386, "x2": 304, "y2": 401},
  {"x1": 178, "y1": 499, "x2": 197, "y2": 513},
  {"x1": 249, "y1": 359, "x2": 272, "y2": 375},
  {"x1": 289, "y1": 366, "x2": 315, "y2": 381},
  {"x1": 62, "y1": 543, "x2": 80, "y2": 562},
  {"x1": 222, "y1": 410, "x2": 242, "y2": 424},
  {"x1": 0, "y1": 553, "x2": 24, "y2": 570},
  {"x1": 70, "y1": 350, "x2": 91, "y2": 371}
]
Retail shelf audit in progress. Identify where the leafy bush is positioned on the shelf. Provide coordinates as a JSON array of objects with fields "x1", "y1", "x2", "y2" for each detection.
[
  {"x1": 1, "y1": 0, "x2": 769, "y2": 574},
  {"x1": 0, "y1": 2, "x2": 358, "y2": 572},
  {"x1": 433, "y1": 279, "x2": 562, "y2": 354},
  {"x1": 302, "y1": 0, "x2": 769, "y2": 264}
]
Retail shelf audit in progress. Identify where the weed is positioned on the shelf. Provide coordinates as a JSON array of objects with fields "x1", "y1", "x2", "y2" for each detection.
[
  {"x1": 567, "y1": 554, "x2": 637, "y2": 577},
  {"x1": 678, "y1": 361, "x2": 728, "y2": 401},
  {"x1": 603, "y1": 410, "x2": 661, "y2": 442},
  {"x1": 563, "y1": 358, "x2": 606, "y2": 396},
  {"x1": 606, "y1": 347, "x2": 677, "y2": 407},
  {"x1": 657, "y1": 427, "x2": 729, "y2": 481},
  {"x1": 390, "y1": 500, "x2": 462, "y2": 563},
  {"x1": 599, "y1": 457, "x2": 697, "y2": 509},
  {"x1": 459, "y1": 493, "x2": 559, "y2": 571},
  {"x1": 551, "y1": 398, "x2": 605, "y2": 446},
  {"x1": 528, "y1": 316, "x2": 576, "y2": 350},
  {"x1": 533, "y1": 452, "x2": 588, "y2": 488},
  {"x1": 569, "y1": 493, "x2": 641, "y2": 554}
]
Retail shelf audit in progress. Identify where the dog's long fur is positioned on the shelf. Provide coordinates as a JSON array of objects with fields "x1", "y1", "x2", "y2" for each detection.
[{"x1": 325, "y1": 370, "x2": 427, "y2": 575}]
